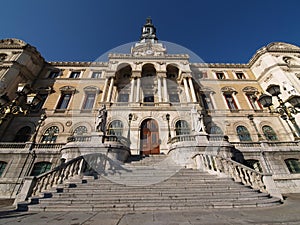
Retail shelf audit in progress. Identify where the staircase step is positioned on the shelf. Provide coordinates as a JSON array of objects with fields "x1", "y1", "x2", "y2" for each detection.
[{"x1": 21, "y1": 156, "x2": 281, "y2": 212}]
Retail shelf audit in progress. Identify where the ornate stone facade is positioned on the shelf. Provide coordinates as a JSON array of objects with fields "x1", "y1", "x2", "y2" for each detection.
[{"x1": 0, "y1": 18, "x2": 300, "y2": 199}]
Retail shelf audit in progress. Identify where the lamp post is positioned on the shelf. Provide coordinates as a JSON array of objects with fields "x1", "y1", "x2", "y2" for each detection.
[
  {"x1": 127, "y1": 113, "x2": 133, "y2": 143},
  {"x1": 258, "y1": 84, "x2": 300, "y2": 140},
  {"x1": 0, "y1": 83, "x2": 42, "y2": 125},
  {"x1": 166, "y1": 114, "x2": 171, "y2": 141}
]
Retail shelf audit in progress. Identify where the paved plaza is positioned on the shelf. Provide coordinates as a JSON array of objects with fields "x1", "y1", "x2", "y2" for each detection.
[{"x1": 0, "y1": 194, "x2": 299, "y2": 225}]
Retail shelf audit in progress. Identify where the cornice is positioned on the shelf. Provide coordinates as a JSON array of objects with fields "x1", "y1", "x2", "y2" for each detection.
[{"x1": 49, "y1": 61, "x2": 108, "y2": 67}]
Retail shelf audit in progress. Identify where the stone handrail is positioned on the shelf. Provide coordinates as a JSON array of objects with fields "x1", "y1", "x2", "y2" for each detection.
[
  {"x1": 231, "y1": 141, "x2": 300, "y2": 148},
  {"x1": 67, "y1": 135, "x2": 92, "y2": 143},
  {"x1": 15, "y1": 155, "x2": 85, "y2": 204},
  {"x1": 208, "y1": 134, "x2": 229, "y2": 142},
  {"x1": 0, "y1": 143, "x2": 27, "y2": 149},
  {"x1": 194, "y1": 153, "x2": 283, "y2": 200},
  {"x1": 168, "y1": 135, "x2": 196, "y2": 144}
]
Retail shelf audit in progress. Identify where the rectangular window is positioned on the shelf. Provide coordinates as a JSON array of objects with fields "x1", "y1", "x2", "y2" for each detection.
[
  {"x1": 224, "y1": 93, "x2": 238, "y2": 110},
  {"x1": 32, "y1": 94, "x2": 48, "y2": 111},
  {"x1": 69, "y1": 71, "x2": 80, "y2": 78},
  {"x1": 216, "y1": 72, "x2": 225, "y2": 79},
  {"x1": 169, "y1": 93, "x2": 180, "y2": 103},
  {"x1": 144, "y1": 95, "x2": 154, "y2": 102},
  {"x1": 48, "y1": 71, "x2": 60, "y2": 78},
  {"x1": 246, "y1": 94, "x2": 262, "y2": 110},
  {"x1": 236, "y1": 72, "x2": 246, "y2": 79},
  {"x1": 82, "y1": 93, "x2": 95, "y2": 110},
  {"x1": 200, "y1": 94, "x2": 213, "y2": 110},
  {"x1": 196, "y1": 71, "x2": 208, "y2": 79},
  {"x1": 57, "y1": 93, "x2": 71, "y2": 110},
  {"x1": 91, "y1": 71, "x2": 102, "y2": 78},
  {"x1": 118, "y1": 93, "x2": 129, "y2": 102}
]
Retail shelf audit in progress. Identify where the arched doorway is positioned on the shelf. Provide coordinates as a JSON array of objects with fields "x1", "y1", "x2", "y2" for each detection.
[{"x1": 140, "y1": 119, "x2": 160, "y2": 155}]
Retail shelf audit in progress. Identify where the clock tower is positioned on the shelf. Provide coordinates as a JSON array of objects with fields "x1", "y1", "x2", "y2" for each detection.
[{"x1": 131, "y1": 17, "x2": 166, "y2": 56}]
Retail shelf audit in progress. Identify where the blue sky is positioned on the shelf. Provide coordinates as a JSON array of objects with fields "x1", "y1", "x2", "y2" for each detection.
[{"x1": 1, "y1": 0, "x2": 299, "y2": 63}]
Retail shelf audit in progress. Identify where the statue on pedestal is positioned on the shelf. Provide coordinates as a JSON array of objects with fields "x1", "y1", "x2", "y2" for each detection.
[
  {"x1": 95, "y1": 105, "x2": 107, "y2": 133},
  {"x1": 191, "y1": 106, "x2": 206, "y2": 133}
]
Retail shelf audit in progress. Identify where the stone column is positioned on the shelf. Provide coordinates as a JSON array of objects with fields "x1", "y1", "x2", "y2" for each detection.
[
  {"x1": 163, "y1": 77, "x2": 169, "y2": 102},
  {"x1": 183, "y1": 78, "x2": 191, "y2": 102},
  {"x1": 135, "y1": 77, "x2": 141, "y2": 102},
  {"x1": 106, "y1": 77, "x2": 114, "y2": 102},
  {"x1": 157, "y1": 77, "x2": 162, "y2": 102},
  {"x1": 188, "y1": 77, "x2": 197, "y2": 102},
  {"x1": 129, "y1": 78, "x2": 135, "y2": 102},
  {"x1": 101, "y1": 78, "x2": 108, "y2": 102}
]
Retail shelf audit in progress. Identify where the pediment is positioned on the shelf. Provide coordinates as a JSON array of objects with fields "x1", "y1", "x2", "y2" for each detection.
[
  {"x1": 267, "y1": 42, "x2": 300, "y2": 51},
  {"x1": 0, "y1": 38, "x2": 27, "y2": 47}
]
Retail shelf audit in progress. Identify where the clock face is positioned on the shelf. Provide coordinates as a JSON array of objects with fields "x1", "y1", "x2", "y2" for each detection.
[{"x1": 146, "y1": 50, "x2": 153, "y2": 55}]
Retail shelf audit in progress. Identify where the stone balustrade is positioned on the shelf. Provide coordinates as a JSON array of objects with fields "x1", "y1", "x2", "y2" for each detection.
[
  {"x1": 194, "y1": 153, "x2": 283, "y2": 200},
  {"x1": 15, "y1": 155, "x2": 85, "y2": 204},
  {"x1": 168, "y1": 135, "x2": 196, "y2": 144}
]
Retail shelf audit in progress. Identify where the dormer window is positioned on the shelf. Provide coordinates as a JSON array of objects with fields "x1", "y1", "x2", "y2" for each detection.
[
  {"x1": 216, "y1": 72, "x2": 225, "y2": 80},
  {"x1": 236, "y1": 72, "x2": 246, "y2": 79},
  {"x1": 69, "y1": 71, "x2": 81, "y2": 78}
]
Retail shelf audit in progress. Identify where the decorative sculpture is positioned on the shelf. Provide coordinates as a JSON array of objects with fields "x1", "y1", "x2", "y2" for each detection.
[
  {"x1": 95, "y1": 105, "x2": 107, "y2": 132},
  {"x1": 191, "y1": 106, "x2": 205, "y2": 133}
]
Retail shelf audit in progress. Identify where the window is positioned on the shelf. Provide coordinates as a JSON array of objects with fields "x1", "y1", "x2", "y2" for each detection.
[
  {"x1": 32, "y1": 93, "x2": 48, "y2": 111},
  {"x1": 200, "y1": 94, "x2": 213, "y2": 110},
  {"x1": 210, "y1": 126, "x2": 223, "y2": 134},
  {"x1": 216, "y1": 72, "x2": 225, "y2": 79},
  {"x1": 82, "y1": 93, "x2": 96, "y2": 110},
  {"x1": 30, "y1": 162, "x2": 52, "y2": 176},
  {"x1": 262, "y1": 125, "x2": 278, "y2": 141},
  {"x1": 195, "y1": 71, "x2": 208, "y2": 79},
  {"x1": 144, "y1": 95, "x2": 154, "y2": 103},
  {"x1": 69, "y1": 71, "x2": 80, "y2": 78},
  {"x1": 0, "y1": 161, "x2": 7, "y2": 177},
  {"x1": 41, "y1": 126, "x2": 59, "y2": 143},
  {"x1": 245, "y1": 159, "x2": 262, "y2": 172},
  {"x1": 48, "y1": 71, "x2": 60, "y2": 78},
  {"x1": 14, "y1": 126, "x2": 32, "y2": 142},
  {"x1": 285, "y1": 159, "x2": 300, "y2": 173},
  {"x1": 73, "y1": 126, "x2": 88, "y2": 135},
  {"x1": 236, "y1": 125, "x2": 252, "y2": 141},
  {"x1": 224, "y1": 93, "x2": 238, "y2": 110},
  {"x1": 246, "y1": 93, "x2": 262, "y2": 110},
  {"x1": 107, "y1": 120, "x2": 123, "y2": 136},
  {"x1": 56, "y1": 93, "x2": 71, "y2": 110},
  {"x1": 175, "y1": 120, "x2": 190, "y2": 135},
  {"x1": 169, "y1": 93, "x2": 180, "y2": 103},
  {"x1": 91, "y1": 71, "x2": 102, "y2": 78},
  {"x1": 236, "y1": 72, "x2": 246, "y2": 79},
  {"x1": 118, "y1": 93, "x2": 129, "y2": 102}
]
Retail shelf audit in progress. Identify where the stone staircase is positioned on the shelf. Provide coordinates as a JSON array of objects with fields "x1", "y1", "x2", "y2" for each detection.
[{"x1": 24, "y1": 155, "x2": 282, "y2": 212}]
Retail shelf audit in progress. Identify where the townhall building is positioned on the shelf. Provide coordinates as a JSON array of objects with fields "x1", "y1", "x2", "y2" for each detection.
[{"x1": 0, "y1": 18, "x2": 299, "y2": 206}]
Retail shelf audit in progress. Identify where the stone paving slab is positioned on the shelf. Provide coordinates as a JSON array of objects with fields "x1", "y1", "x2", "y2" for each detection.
[{"x1": 0, "y1": 194, "x2": 299, "y2": 225}]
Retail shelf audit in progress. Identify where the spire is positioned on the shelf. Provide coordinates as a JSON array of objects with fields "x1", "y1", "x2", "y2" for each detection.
[{"x1": 140, "y1": 17, "x2": 158, "y2": 43}]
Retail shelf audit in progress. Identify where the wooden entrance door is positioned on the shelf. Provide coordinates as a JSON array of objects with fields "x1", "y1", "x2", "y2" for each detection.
[{"x1": 140, "y1": 119, "x2": 160, "y2": 155}]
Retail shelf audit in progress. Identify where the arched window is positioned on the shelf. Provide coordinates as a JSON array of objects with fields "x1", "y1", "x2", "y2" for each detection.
[
  {"x1": 175, "y1": 120, "x2": 190, "y2": 135},
  {"x1": 14, "y1": 126, "x2": 32, "y2": 142},
  {"x1": 30, "y1": 162, "x2": 52, "y2": 176},
  {"x1": 236, "y1": 125, "x2": 252, "y2": 141},
  {"x1": 210, "y1": 126, "x2": 223, "y2": 135},
  {"x1": 0, "y1": 161, "x2": 7, "y2": 177},
  {"x1": 73, "y1": 126, "x2": 88, "y2": 135},
  {"x1": 262, "y1": 125, "x2": 278, "y2": 141},
  {"x1": 245, "y1": 159, "x2": 262, "y2": 172},
  {"x1": 107, "y1": 120, "x2": 123, "y2": 136},
  {"x1": 285, "y1": 158, "x2": 300, "y2": 173},
  {"x1": 41, "y1": 126, "x2": 59, "y2": 143}
]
